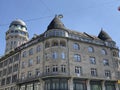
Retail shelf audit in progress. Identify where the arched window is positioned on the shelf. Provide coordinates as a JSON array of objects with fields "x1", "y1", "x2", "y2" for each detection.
[
  {"x1": 73, "y1": 43, "x2": 80, "y2": 50},
  {"x1": 88, "y1": 46, "x2": 94, "y2": 52},
  {"x1": 45, "y1": 41, "x2": 50, "y2": 48},
  {"x1": 60, "y1": 40, "x2": 66, "y2": 47},
  {"x1": 52, "y1": 40, "x2": 58, "y2": 47},
  {"x1": 101, "y1": 49, "x2": 107, "y2": 55}
]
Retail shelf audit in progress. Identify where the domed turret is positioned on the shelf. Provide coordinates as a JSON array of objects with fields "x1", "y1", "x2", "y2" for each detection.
[
  {"x1": 5, "y1": 19, "x2": 29, "y2": 54},
  {"x1": 9, "y1": 19, "x2": 26, "y2": 28}
]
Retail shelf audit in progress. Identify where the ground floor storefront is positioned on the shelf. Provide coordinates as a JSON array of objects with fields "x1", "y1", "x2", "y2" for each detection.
[{"x1": 17, "y1": 78, "x2": 119, "y2": 90}]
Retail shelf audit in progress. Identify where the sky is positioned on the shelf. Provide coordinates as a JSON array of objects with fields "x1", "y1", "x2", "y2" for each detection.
[{"x1": 0, "y1": 0, "x2": 120, "y2": 56}]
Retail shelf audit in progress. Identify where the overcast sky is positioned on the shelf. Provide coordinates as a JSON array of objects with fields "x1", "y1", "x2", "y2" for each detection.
[{"x1": 0, "y1": 0, "x2": 120, "y2": 56}]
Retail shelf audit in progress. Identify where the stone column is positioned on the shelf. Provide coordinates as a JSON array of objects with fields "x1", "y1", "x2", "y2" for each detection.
[
  {"x1": 68, "y1": 78, "x2": 73, "y2": 90},
  {"x1": 86, "y1": 80, "x2": 90, "y2": 90},
  {"x1": 39, "y1": 78, "x2": 44, "y2": 90},
  {"x1": 102, "y1": 81, "x2": 105, "y2": 90}
]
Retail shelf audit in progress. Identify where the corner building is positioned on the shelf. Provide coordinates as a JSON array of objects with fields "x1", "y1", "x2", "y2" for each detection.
[{"x1": 0, "y1": 15, "x2": 120, "y2": 90}]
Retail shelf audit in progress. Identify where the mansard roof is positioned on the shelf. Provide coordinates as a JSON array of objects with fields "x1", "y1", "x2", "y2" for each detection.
[{"x1": 47, "y1": 15, "x2": 66, "y2": 30}]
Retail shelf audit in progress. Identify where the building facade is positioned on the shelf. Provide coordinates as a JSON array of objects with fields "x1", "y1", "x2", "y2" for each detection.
[{"x1": 0, "y1": 15, "x2": 120, "y2": 90}]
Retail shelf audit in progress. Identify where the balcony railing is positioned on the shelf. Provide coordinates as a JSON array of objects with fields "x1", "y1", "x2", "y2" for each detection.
[{"x1": 17, "y1": 72, "x2": 69, "y2": 84}]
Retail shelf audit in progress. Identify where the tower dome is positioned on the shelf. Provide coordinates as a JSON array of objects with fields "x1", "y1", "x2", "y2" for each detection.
[{"x1": 5, "y1": 19, "x2": 29, "y2": 54}]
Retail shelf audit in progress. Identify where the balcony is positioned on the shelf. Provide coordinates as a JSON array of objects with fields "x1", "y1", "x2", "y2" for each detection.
[{"x1": 17, "y1": 72, "x2": 70, "y2": 84}]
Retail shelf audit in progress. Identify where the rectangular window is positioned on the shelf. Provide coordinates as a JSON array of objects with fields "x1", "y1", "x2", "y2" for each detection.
[
  {"x1": 8, "y1": 66, "x2": 12, "y2": 74},
  {"x1": 0, "y1": 70, "x2": 2, "y2": 77},
  {"x1": 103, "y1": 59, "x2": 109, "y2": 66},
  {"x1": 105, "y1": 70, "x2": 111, "y2": 78},
  {"x1": 8, "y1": 58, "x2": 13, "y2": 64},
  {"x1": 36, "y1": 45, "x2": 41, "y2": 53},
  {"x1": 4, "y1": 60, "x2": 8, "y2": 66},
  {"x1": 53, "y1": 65, "x2": 58, "y2": 72},
  {"x1": 0, "y1": 62, "x2": 3, "y2": 68},
  {"x1": 61, "y1": 65, "x2": 66, "y2": 73},
  {"x1": 75, "y1": 66, "x2": 82, "y2": 75},
  {"x1": 13, "y1": 64, "x2": 18, "y2": 72},
  {"x1": 36, "y1": 69, "x2": 40, "y2": 76},
  {"x1": 29, "y1": 48, "x2": 33, "y2": 55},
  {"x1": 21, "y1": 73, "x2": 25, "y2": 80},
  {"x1": 90, "y1": 57, "x2": 96, "y2": 64},
  {"x1": 1, "y1": 78, "x2": 5, "y2": 86},
  {"x1": 46, "y1": 66, "x2": 50, "y2": 73},
  {"x1": 52, "y1": 52, "x2": 58, "y2": 59},
  {"x1": 91, "y1": 68, "x2": 97, "y2": 77},
  {"x1": 22, "y1": 62, "x2": 25, "y2": 68},
  {"x1": 14, "y1": 54, "x2": 19, "y2": 62},
  {"x1": 36, "y1": 56, "x2": 40, "y2": 64},
  {"x1": 12, "y1": 74, "x2": 17, "y2": 83},
  {"x1": 22, "y1": 51, "x2": 27, "y2": 57},
  {"x1": 61, "y1": 52, "x2": 65, "y2": 60},
  {"x1": 3, "y1": 68, "x2": 7, "y2": 76},
  {"x1": 6, "y1": 76, "x2": 11, "y2": 84},
  {"x1": 28, "y1": 71, "x2": 32, "y2": 78},
  {"x1": 28, "y1": 59, "x2": 33, "y2": 67}
]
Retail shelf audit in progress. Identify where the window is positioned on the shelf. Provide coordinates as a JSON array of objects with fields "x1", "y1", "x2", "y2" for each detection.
[
  {"x1": 45, "y1": 42, "x2": 50, "y2": 48},
  {"x1": 36, "y1": 69, "x2": 40, "y2": 76},
  {"x1": 36, "y1": 45, "x2": 41, "y2": 53},
  {"x1": 12, "y1": 74, "x2": 17, "y2": 83},
  {"x1": 29, "y1": 48, "x2": 33, "y2": 55},
  {"x1": 22, "y1": 51, "x2": 27, "y2": 57},
  {"x1": 4, "y1": 60, "x2": 8, "y2": 66},
  {"x1": 21, "y1": 73, "x2": 25, "y2": 80},
  {"x1": 22, "y1": 62, "x2": 25, "y2": 68},
  {"x1": 91, "y1": 68, "x2": 97, "y2": 76},
  {"x1": 28, "y1": 59, "x2": 33, "y2": 67},
  {"x1": 105, "y1": 70, "x2": 111, "y2": 78},
  {"x1": 53, "y1": 65, "x2": 58, "y2": 73},
  {"x1": 1, "y1": 78, "x2": 5, "y2": 86},
  {"x1": 36, "y1": 56, "x2": 40, "y2": 64},
  {"x1": 3, "y1": 68, "x2": 7, "y2": 76},
  {"x1": 52, "y1": 40, "x2": 58, "y2": 46},
  {"x1": 101, "y1": 49, "x2": 107, "y2": 55},
  {"x1": 45, "y1": 79, "x2": 68, "y2": 90},
  {"x1": 61, "y1": 65, "x2": 66, "y2": 73},
  {"x1": 9, "y1": 58, "x2": 13, "y2": 64},
  {"x1": 73, "y1": 43, "x2": 80, "y2": 50},
  {"x1": 74, "y1": 54, "x2": 81, "y2": 62},
  {"x1": 0, "y1": 70, "x2": 2, "y2": 77},
  {"x1": 89, "y1": 57, "x2": 96, "y2": 64},
  {"x1": 6, "y1": 76, "x2": 11, "y2": 84},
  {"x1": 34, "y1": 82, "x2": 40, "y2": 90},
  {"x1": 27, "y1": 84, "x2": 33, "y2": 90},
  {"x1": 14, "y1": 54, "x2": 19, "y2": 62},
  {"x1": 75, "y1": 66, "x2": 82, "y2": 75},
  {"x1": 28, "y1": 71, "x2": 32, "y2": 77},
  {"x1": 61, "y1": 52, "x2": 65, "y2": 60},
  {"x1": 88, "y1": 46, "x2": 94, "y2": 52},
  {"x1": 0, "y1": 62, "x2": 3, "y2": 68},
  {"x1": 13, "y1": 64, "x2": 18, "y2": 72},
  {"x1": 60, "y1": 40, "x2": 66, "y2": 47},
  {"x1": 103, "y1": 59, "x2": 109, "y2": 66},
  {"x1": 52, "y1": 52, "x2": 58, "y2": 59},
  {"x1": 46, "y1": 66, "x2": 50, "y2": 73},
  {"x1": 8, "y1": 66, "x2": 12, "y2": 74}
]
